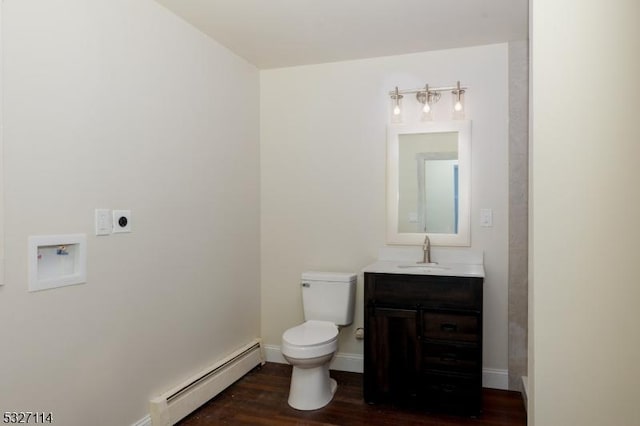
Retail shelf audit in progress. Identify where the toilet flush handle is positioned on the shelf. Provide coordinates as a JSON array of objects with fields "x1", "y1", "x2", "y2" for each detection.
[{"x1": 302, "y1": 282, "x2": 310, "y2": 288}]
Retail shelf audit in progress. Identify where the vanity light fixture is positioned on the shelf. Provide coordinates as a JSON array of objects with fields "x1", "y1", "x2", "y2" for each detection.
[
  {"x1": 390, "y1": 86, "x2": 404, "y2": 123},
  {"x1": 389, "y1": 82, "x2": 468, "y2": 121}
]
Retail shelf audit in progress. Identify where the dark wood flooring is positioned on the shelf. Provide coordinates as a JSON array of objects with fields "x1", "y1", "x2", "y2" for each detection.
[{"x1": 177, "y1": 363, "x2": 527, "y2": 426}]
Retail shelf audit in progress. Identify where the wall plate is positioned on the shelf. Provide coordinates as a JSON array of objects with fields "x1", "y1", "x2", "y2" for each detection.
[
  {"x1": 112, "y1": 210, "x2": 132, "y2": 233},
  {"x1": 95, "y1": 208, "x2": 112, "y2": 236},
  {"x1": 480, "y1": 208, "x2": 493, "y2": 227}
]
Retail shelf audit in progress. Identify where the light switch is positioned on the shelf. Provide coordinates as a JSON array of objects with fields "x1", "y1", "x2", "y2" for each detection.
[
  {"x1": 95, "y1": 209, "x2": 112, "y2": 236},
  {"x1": 480, "y1": 208, "x2": 493, "y2": 227}
]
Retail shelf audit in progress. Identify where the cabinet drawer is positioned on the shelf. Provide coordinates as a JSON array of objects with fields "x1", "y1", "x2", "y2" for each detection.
[
  {"x1": 422, "y1": 312, "x2": 479, "y2": 343},
  {"x1": 366, "y1": 273, "x2": 482, "y2": 310},
  {"x1": 421, "y1": 373, "x2": 481, "y2": 415},
  {"x1": 422, "y1": 342, "x2": 480, "y2": 374}
]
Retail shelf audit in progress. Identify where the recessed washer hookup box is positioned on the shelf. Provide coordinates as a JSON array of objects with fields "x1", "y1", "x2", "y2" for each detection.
[{"x1": 28, "y1": 234, "x2": 87, "y2": 292}]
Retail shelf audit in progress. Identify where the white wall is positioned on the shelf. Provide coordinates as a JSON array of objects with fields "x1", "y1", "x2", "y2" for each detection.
[
  {"x1": 530, "y1": 0, "x2": 640, "y2": 425},
  {"x1": 261, "y1": 44, "x2": 509, "y2": 374},
  {"x1": 0, "y1": 1, "x2": 260, "y2": 425}
]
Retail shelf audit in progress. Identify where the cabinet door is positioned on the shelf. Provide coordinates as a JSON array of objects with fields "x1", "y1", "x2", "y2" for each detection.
[{"x1": 364, "y1": 306, "x2": 421, "y2": 402}]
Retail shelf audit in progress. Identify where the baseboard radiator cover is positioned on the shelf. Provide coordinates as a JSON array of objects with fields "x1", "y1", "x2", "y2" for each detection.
[{"x1": 149, "y1": 338, "x2": 264, "y2": 426}]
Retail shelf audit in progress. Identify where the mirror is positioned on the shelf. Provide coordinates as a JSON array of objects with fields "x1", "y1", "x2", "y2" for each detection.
[{"x1": 387, "y1": 121, "x2": 471, "y2": 246}]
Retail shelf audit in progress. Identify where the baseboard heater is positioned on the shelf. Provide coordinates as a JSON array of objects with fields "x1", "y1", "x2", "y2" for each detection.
[{"x1": 149, "y1": 338, "x2": 265, "y2": 426}]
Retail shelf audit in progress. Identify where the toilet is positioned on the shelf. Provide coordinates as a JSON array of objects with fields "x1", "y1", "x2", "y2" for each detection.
[{"x1": 281, "y1": 271, "x2": 357, "y2": 410}]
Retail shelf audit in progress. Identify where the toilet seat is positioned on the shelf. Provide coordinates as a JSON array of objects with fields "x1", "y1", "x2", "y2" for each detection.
[{"x1": 282, "y1": 320, "x2": 338, "y2": 359}]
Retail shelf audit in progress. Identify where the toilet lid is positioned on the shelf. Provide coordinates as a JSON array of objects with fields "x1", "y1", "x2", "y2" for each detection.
[{"x1": 283, "y1": 320, "x2": 338, "y2": 346}]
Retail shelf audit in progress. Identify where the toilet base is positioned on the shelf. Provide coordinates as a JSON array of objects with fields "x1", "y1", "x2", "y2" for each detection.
[{"x1": 287, "y1": 362, "x2": 337, "y2": 410}]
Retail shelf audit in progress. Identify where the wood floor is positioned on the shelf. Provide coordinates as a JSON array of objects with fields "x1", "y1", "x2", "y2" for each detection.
[{"x1": 177, "y1": 363, "x2": 527, "y2": 426}]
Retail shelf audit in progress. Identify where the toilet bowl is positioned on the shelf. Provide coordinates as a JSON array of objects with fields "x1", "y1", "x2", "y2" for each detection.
[
  {"x1": 281, "y1": 271, "x2": 357, "y2": 411},
  {"x1": 282, "y1": 320, "x2": 339, "y2": 410}
]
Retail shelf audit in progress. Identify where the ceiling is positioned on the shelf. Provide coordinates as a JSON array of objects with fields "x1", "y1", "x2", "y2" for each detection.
[{"x1": 154, "y1": 0, "x2": 528, "y2": 69}]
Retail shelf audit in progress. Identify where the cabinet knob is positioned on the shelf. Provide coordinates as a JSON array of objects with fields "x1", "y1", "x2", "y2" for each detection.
[
  {"x1": 441, "y1": 354, "x2": 458, "y2": 363},
  {"x1": 440, "y1": 323, "x2": 458, "y2": 333}
]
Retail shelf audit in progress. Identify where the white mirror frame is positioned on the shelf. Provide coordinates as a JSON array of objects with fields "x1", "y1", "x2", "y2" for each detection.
[{"x1": 386, "y1": 120, "x2": 471, "y2": 246}]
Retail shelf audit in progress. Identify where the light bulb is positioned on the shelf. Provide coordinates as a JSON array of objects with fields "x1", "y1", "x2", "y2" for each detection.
[
  {"x1": 390, "y1": 87, "x2": 404, "y2": 123},
  {"x1": 451, "y1": 81, "x2": 465, "y2": 119},
  {"x1": 422, "y1": 102, "x2": 431, "y2": 113}
]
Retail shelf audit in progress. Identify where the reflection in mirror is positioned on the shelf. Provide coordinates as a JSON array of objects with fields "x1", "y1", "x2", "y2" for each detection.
[
  {"x1": 398, "y1": 132, "x2": 458, "y2": 234},
  {"x1": 387, "y1": 121, "x2": 471, "y2": 246}
]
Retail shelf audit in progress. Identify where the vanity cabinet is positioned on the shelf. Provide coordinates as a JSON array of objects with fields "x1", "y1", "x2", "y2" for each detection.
[{"x1": 363, "y1": 272, "x2": 483, "y2": 416}]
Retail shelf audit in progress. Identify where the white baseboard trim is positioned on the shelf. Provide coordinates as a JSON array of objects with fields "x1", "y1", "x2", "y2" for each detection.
[
  {"x1": 131, "y1": 415, "x2": 151, "y2": 426},
  {"x1": 482, "y1": 368, "x2": 509, "y2": 390},
  {"x1": 265, "y1": 344, "x2": 509, "y2": 390},
  {"x1": 264, "y1": 344, "x2": 363, "y2": 373}
]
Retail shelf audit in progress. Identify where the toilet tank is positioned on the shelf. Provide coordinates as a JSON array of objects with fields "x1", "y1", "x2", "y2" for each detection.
[{"x1": 301, "y1": 271, "x2": 357, "y2": 326}]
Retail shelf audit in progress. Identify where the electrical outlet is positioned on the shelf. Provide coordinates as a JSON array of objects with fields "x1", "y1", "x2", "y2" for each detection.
[{"x1": 112, "y1": 210, "x2": 132, "y2": 233}]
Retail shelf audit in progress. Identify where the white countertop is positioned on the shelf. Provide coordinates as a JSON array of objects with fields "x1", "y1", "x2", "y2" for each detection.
[{"x1": 362, "y1": 260, "x2": 485, "y2": 278}]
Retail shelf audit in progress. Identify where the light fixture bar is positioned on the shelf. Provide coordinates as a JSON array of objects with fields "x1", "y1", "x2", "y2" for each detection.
[
  {"x1": 389, "y1": 82, "x2": 469, "y2": 121},
  {"x1": 388, "y1": 84, "x2": 468, "y2": 96}
]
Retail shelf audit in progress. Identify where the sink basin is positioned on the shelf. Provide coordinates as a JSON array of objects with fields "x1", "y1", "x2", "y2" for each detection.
[
  {"x1": 397, "y1": 263, "x2": 443, "y2": 268},
  {"x1": 397, "y1": 263, "x2": 449, "y2": 271}
]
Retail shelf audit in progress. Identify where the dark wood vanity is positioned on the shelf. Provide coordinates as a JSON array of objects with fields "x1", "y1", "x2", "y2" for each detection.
[{"x1": 363, "y1": 270, "x2": 484, "y2": 416}]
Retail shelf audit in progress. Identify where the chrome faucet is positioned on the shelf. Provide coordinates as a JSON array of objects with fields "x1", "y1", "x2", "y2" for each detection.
[{"x1": 419, "y1": 234, "x2": 431, "y2": 264}]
